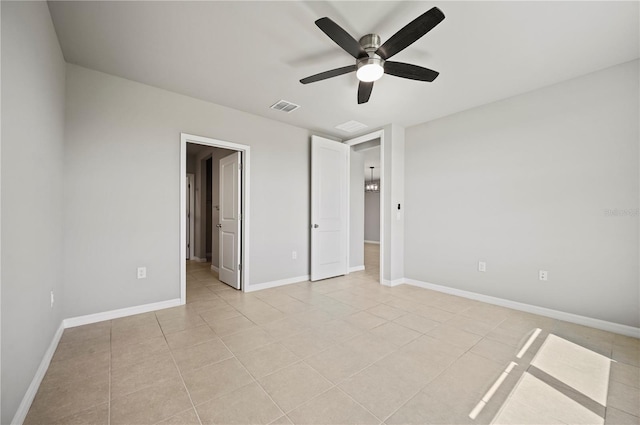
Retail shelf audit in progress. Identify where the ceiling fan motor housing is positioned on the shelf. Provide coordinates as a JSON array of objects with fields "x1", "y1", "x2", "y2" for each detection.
[
  {"x1": 357, "y1": 33, "x2": 385, "y2": 79},
  {"x1": 359, "y1": 34, "x2": 381, "y2": 51}
]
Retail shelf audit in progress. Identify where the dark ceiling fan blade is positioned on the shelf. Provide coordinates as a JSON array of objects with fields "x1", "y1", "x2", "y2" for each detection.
[
  {"x1": 358, "y1": 81, "x2": 374, "y2": 104},
  {"x1": 315, "y1": 17, "x2": 367, "y2": 59},
  {"x1": 300, "y1": 65, "x2": 357, "y2": 84},
  {"x1": 384, "y1": 61, "x2": 439, "y2": 82},
  {"x1": 375, "y1": 7, "x2": 445, "y2": 60}
]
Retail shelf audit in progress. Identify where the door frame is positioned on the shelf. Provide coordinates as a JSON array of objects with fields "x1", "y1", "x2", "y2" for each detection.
[
  {"x1": 186, "y1": 173, "x2": 195, "y2": 260},
  {"x1": 180, "y1": 133, "x2": 251, "y2": 303},
  {"x1": 344, "y1": 129, "x2": 385, "y2": 284}
]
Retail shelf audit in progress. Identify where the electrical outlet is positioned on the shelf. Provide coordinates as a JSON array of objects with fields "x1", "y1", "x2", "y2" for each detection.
[
  {"x1": 539, "y1": 270, "x2": 548, "y2": 281},
  {"x1": 478, "y1": 261, "x2": 486, "y2": 272},
  {"x1": 50, "y1": 291, "x2": 54, "y2": 308},
  {"x1": 292, "y1": 251, "x2": 297, "y2": 260},
  {"x1": 137, "y1": 267, "x2": 147, "y2": 279}
]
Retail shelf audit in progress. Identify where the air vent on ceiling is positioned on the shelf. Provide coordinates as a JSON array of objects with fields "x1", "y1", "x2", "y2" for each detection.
[
  {"x1": 335, "y1": 120, "x2": 368, "y2": 133},
  {"x1": 270, "y1": 100, "x2": 300, "y2": 113}
]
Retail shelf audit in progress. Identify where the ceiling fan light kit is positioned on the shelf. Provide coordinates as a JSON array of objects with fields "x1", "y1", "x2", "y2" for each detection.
[{"x1": 300, "y1": 7, "x2": 445, "y2": 104}]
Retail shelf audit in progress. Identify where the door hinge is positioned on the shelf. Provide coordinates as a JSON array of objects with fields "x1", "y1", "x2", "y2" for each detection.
[
  {"x1": 239, "y1": 213, "x2": 242, "y2": 220},
  {"x1": 239, "y1": 163, "x2": 243, "y2": 171},
  {"x1": 238, "y1": 263, "x2": 242, "y2": 269}
]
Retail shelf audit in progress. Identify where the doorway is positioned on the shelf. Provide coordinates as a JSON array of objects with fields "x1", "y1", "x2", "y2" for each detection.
[
  {"x1": 345, "y1": 130, "x2": 384, "y2": 284},
  {"x1": 180, "y1": 133, "x2": 251, "y2": 303}
]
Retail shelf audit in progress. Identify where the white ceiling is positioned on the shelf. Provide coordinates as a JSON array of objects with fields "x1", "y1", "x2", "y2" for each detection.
[{"x1": 48, "y1": 1, "x2": 639, "y2": 138}]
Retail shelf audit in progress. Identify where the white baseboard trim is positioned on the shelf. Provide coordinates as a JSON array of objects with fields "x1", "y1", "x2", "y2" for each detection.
[
  {"x1": 191, "y1": 256, "x2": 207, "y2": 263},
  {"x1": 11, "y1": 322, "x2": 65, "y2": 425},
  {"x1": 63, "y1": 298, "x2": 182, "y2": 328},
  {"x1": 382, "y1": 278, "x2": 404, "y2": 287},
  {"x1": 245, "y1": 275, "x2": 310, "y2": 293},
  {"x1": 364, "y1": 240, "x2": 380, "y2": 245},
  {"x1": 349, "y1": 265, "x2": 365, "y2": 273},
  {"x1": 404, "y1": 278, "x2": 640, "y2": 338},
  {"x1": 210, "y1": 265, "x2": 219, "y2": 273}
]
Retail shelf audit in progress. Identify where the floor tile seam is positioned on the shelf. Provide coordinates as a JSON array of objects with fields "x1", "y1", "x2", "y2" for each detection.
[
  {"x1": 211, "y1": 335, "x2": 288, "y2": 421},
  {"x1": 531, "y1": 364, "x2": 609, "y2": 417},
  {"x1": 378, "y1": 358, "x2": 458, "y2": 424},
  {"x1": 334, "y1": 385, "x2": 388, "y2": 423},
  {"x1": 278, "y1": 384, "x2": 338, "y2": 417},
  {"x1": 301, "y1": 355, "x2": 380, "y2": 389},
  {"x1": 154, "y1": 313, "x2": 205, "y2": 425},
  {"x1": 170, "y1": 349, "x2": 235, "y2": 376}
]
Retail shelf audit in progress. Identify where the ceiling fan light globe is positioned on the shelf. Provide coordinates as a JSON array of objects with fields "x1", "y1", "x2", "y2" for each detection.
[{"x1": 356, "y1": 63, "x2": 384, "y2": 82}]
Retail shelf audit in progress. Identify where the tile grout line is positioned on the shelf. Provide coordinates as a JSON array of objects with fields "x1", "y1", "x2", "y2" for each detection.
[
  {"x1": 154, "y1": 312, "x2": 204, "y2": 425},
  {"x1": 211, "y1": 339, "x2": 288, "y2": 423}
]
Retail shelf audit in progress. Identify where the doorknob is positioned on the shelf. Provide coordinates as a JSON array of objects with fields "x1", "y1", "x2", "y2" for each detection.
[
  {"x1": 313, "y1": 224, "x2": 319, "y2": 228},
  {"x1": 216, "y1": 224, "x2": 222, "y2": 228}
]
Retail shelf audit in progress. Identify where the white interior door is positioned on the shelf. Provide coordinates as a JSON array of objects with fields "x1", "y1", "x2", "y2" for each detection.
[
  {"x1": 218, "y1": 152, "x2": 241, "y2": 289},
  {"x1": 311, "y1": 135, "x2": 349, "y2": 281}
]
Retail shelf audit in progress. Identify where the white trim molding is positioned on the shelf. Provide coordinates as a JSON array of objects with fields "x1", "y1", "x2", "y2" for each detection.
[
  {"x1": 364, "y1": 240, "x2": 380, "y2": 245},
  {"x1": 190, "y1": 256, "x2": 208, "y2": 263},
  {"x1": 210, "y1": 265, "x2": 219, "y2": 273},
  {"x1": 63, "y1": 299, "x2": 181, "y2": 328},
  {"x1": 245, "y1": 275, "x2": 310, "y2": 293},
  {"x1": 404, "y1": 278, "x2": 640, "y2": 338},
  {"x1": 11, "y1": 323, "x2": 64, "y2": 425},
  {"x1": 382, "y1": 278, "x2": 404, "y2": 287},
  {"x1": 349, "y1": 265, "x2": 365, "y2": 273}
]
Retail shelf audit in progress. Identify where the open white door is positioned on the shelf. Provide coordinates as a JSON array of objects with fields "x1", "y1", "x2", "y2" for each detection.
[
  {"x1": 218, "y1": 152, "x2": 241, "y2": 289},
  {"x1": 311, "y1": 135, "x2": 349, "y2": 281}
]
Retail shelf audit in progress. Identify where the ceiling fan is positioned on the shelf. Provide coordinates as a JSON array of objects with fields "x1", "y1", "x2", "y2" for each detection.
[{"x1": 300, "y1": 7, "x2": 445, "y2": 104}]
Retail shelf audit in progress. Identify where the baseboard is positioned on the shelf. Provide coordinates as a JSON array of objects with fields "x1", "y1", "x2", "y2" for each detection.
[
  {"x1": 245, "y1": 275, "x2": 310, "y2": 293},
  {"x1": 63, "y1": 298, "x2": 182, "y2": 328},
  {"x1": 364, "y1": 240, "x2": 380, "y2": 245},
  {"x1": 210, "y1": 265, "x2": 219, "y2": 273},
  {"x1": 382, "y1": 278, "x2": 404, "y2": 287},
  {"x1": 349, "y1": 265, "x2": 365, "y2": 273},
  {"x1": 191, "y1": 256, "x2": 207, "y2": 263},
  {"x1": 11, "y1": 322, "x2": 65, "y2": 425},
  {"x1": 404, "y1": 278, "x2": 640, "y2": 338}
]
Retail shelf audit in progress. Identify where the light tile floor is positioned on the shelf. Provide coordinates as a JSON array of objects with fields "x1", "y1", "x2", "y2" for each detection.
[{"x1": 25, "y1": 245, "x2": 639, "y2": 424}]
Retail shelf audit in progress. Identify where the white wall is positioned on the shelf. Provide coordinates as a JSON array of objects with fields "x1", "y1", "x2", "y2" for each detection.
[
  {"x1": 350, "y1": 150, "x2": 364, "y2": 268},
  {"x1": 405, "y1": 60, "x2": 639, "y2": 327},
  {"x1": 382, "y1": 124, "x2": 405, "y2": 283},
  {"x1": 364, "y1": 191, "x2": 380, "y2": 242},
  {"x1": 63, "y1": 64, "x2": 311, "y2": 318},
  {"x1": 1, "y1": 2, "x2": 67, "y2": 423}
]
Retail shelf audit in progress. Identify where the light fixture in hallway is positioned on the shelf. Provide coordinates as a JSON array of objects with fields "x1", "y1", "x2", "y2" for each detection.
[{"x1": 365, "y1": 166, "x2": 379, "y2": 193}]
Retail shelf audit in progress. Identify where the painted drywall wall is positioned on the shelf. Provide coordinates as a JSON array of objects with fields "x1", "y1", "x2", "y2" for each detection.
[
  {"x1": 63, "y1": 64, "x2": 311, "y2": 318},
  {"x1": 405, "y1": 60, "x2": 639, "y2": 327},
  {"x1": 382, "y1": 124, "x2": 406, "y2": 283},
  {"x1": 365, "y1": 191, "x2": 380, "y2": 242},
  {"x1": 1, "y1": 2, "x2": 67, "y2": 422},
  {"x1": 350, "y1": 150, "x2": 364, "y2": 268}
]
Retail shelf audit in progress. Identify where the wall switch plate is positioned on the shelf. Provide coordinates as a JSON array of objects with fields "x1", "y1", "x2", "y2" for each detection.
[
  {"x1": 539, "y1": 270, "x2": 548, "y2": 281},
  {"x1": 292, "y1": 251, "x2": 297, "y2": 260},
  {"x1": 137, "y1": 267, "x2": 147, "y2": 279},
  {"x1": 50, "y1": 291, "x2": 54, "y2": 308},
  {"x1": 478, "y1": 261, "x2": 486, "y2": 272}
]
